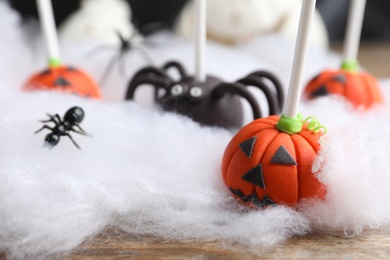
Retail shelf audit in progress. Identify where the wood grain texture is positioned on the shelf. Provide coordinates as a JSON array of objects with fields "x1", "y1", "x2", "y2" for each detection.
[
  {"x1": 2, "y1": 230, "x2": 390, "y2": 259},
  {"x1": 68, "y1": 229, "x2": 390, "y2": 259}
]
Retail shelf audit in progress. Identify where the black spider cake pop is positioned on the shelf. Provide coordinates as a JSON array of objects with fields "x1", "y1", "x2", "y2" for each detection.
[{"x1": 125, "y1": 61, "x2": 284, "y2": 128}]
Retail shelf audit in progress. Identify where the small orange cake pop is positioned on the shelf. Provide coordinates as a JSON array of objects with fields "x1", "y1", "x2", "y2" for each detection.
[
  {"x1": 221, "y1": 0, "x2": 327, "y2": 208},
  {"x1": 23, "y1": 63, "x2": 101, "y2": 99},
  {"x1": 24, "y1": 0, "x2": 101, "y2": 99},
  {"x1": 304, "y1": 60, "x2": 382, "y2": 109},
  {"x1": 304, "y1": 0, "x2": 383, "y2": 109}
]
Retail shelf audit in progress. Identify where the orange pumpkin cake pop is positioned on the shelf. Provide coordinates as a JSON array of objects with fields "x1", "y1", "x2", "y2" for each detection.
[
  {"x1": 304, "y1": 0, "x2": 383, "y2": 109},
  {"x1": 222, "y1": 0, "x2": 327, "y2": 208},
  {"x1": 23, "y1": 0, "x2": 101, "y2": 99},
  {"x1": 23, "y1": 65, "x2": 101, "y2": 99}
]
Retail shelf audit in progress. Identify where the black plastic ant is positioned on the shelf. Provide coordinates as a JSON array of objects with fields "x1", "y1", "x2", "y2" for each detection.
[{"x1": 35, "y1": 106, "x2": 90, "y2": 149}]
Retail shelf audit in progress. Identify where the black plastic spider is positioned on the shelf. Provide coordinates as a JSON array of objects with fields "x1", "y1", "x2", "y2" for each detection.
[
  {"x1": 88, "y1": 31, "x2": 153, "y2": 87},
  {"x1": 125, "y1": 61, "x2": 284, "y2": 128},
  {"x1": 34, "y1": 106, "x2": 89, "y2": 149}
]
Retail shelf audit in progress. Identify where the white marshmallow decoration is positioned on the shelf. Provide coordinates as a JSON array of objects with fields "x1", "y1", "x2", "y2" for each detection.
[
  {"x1": 59, "y1": 0, "x2": 142, "y2": 48},
  {"x1": 175, "y1": 0, "x2": 329, "y2": 48}
]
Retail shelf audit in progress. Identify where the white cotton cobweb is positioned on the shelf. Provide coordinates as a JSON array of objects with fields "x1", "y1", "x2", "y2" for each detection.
[{"x1": 2, "y1": 1, "x2": 390, "y2": 259}]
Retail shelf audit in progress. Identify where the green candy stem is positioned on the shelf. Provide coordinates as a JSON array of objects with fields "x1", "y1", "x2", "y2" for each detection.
[
  {"x1": 276, "y1": 114, "x2": 328, "y2": 135},
  {"x1": 48, "y1": 57, "x2": 62, "y2": 68},
  {"x1": 276, "y1": 113, "x2": 303, "y2": 135},
  {"x1": 341, "y1": 59, "x2": 359, "y2": 72}
]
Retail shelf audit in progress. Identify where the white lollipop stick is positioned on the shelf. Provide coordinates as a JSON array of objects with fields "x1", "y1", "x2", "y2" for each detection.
[
  {"x1": 284, "y1": 0, "x2": 317, "y2": 118},
  {"x1": 194, "y1": 0, "x2": 206, "y2": 83},
  {"x1": 36, "y1": 0, "x2": 61, "y2": 66},
  {"x1": 343, "y1": 0, "x2": 366, "y2": 62}
]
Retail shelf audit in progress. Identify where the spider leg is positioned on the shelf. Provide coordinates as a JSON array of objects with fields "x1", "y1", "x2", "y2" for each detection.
[
  {"x1": 66, "y1": 133, "x2": 81, "y2": 149},
  {"x1": 246, "y1": 71, "x2": 285, "y2": 112},
  {"x1": 34, "y1": 125, "x2": 54, "y2": 134},
  {"x1": 213, "y1": 83, "x2": 262, "y2": 119},
  {"x1": 125, "y1": 67, "x2": 171, "y2": 100},
  {"x1": 40, "y1": 114, "x2": 61, "y2": 124},
  {"x1": 99, "y1": 53, "x2": 120, "y2": 87},
  {"x1": 118, "y1": 52, "x2": 127, "y2": 81},
  {"x1": 132, "y1": 67, "x2": 170, "y2": 79},
  {"x1": 134, "y1": 46, "x2": 154, "y2": 65},
  {"x1": 237, "y1": 76, "x2": 280, "y2": 115},
  {"x1": 163, "y1": 61, "x2": 188, "y2": 79},
  {"x1": 117, "y1": 31, "x2": 129, "y2": 50}
]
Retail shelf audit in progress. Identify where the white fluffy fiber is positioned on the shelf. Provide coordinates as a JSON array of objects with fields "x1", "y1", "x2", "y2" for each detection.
[{"x1": 1, "y1": 1, "x2": 390, "y2": 259}]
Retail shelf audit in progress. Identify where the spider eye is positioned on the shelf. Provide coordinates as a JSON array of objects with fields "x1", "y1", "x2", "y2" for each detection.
[
  {"x1": 170, "y1": 84, "x2": 184, "y2": 96},
  {"x1": 189, "y1": 86, "x2": 203, "y2": 98}
]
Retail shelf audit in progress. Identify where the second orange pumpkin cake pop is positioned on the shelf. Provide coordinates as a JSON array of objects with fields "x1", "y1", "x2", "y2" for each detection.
[
  {"x1": 23, "y1": 0, "x2": 101, "y2": 99},
  {"x1": 304, "y1": 0, "x2": 383, "y2": 109}
]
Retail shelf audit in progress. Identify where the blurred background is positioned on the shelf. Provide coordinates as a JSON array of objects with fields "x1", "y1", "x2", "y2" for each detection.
[
  {"x1": 5, "y1": 0, "x2": 390, "y2": 42},
  {"x1": 317, "y1": 0, "x2": 390, "y2": 42},
  {"x1": 316, "y1": 0, "x2": 390, "y2": 78},
  {"x1": 0, "y1": 0, "x2": 390, "y2": 77}
]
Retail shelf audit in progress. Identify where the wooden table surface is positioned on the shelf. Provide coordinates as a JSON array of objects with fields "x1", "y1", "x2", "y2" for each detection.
[
  {"x1": 1, "y1": 229, "x2": 390, "y2": 259},
  {"x1": 67, "y1": 229, "x2": 390, "y2": 259},
  {"x1": 1, "y1": 41, "x2": 390, "y2": 260}
]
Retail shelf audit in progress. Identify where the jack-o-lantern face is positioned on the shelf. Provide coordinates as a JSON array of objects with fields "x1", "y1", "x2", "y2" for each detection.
[
  {"x1": 23, "y1": 66, "x2": 101, "y2": 99},
  {"x1": 304, "y1": 69, "x2": 383, "y2": 109},
  {"x1": 221, "y1": 115, "x2": 326, "y2": 207}
]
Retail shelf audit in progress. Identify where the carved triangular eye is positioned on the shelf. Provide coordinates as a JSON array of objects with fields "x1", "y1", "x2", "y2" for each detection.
[
  {"x1": 53, "y1": 77, "x2": 71, "y2": 87},
  {"x1": 239, "y1": 137, "x2": 257, "y2": 159},
  {"x1": 310, "y1": 85, "x2": 328, "y2": 98},
  {"x1": 241, "y1": 164, "x2": 265, "y2": 189},
  {"x1": 332, "y1": 74, "x2": 346, "y2": 84},
  {"x1": 271, "y1": 145, "x2": 297, "y2": 165}
]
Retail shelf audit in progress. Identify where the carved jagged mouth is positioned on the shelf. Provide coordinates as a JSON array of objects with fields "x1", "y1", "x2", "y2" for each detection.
[{"x1": 229, "y1": 188, "x2": 275, "y2": 208}]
